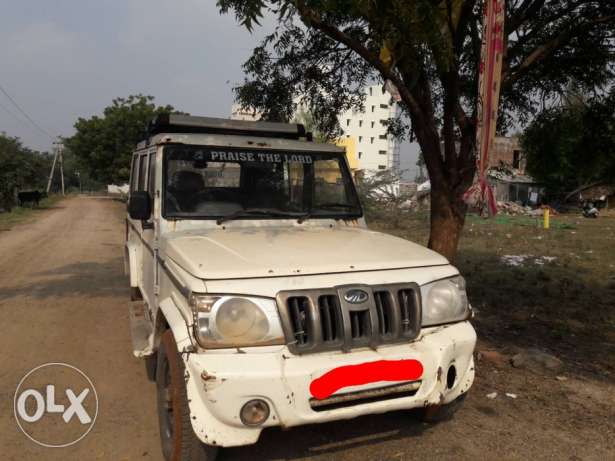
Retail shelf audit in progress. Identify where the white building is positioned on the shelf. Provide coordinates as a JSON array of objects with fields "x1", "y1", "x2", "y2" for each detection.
[
  {"x1": 339, "y1": 84, "x2": 400, "y2": 173},
  {"x1": 229, "y1": 84, "x2": 400, "y2": 173}
]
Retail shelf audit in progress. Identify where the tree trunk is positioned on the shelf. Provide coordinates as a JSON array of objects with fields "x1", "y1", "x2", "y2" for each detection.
[{"x1": 427, "y1": 180, "x2": 468, "y2": 263}]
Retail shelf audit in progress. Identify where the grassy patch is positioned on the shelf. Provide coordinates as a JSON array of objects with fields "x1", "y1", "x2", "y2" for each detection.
[
  {"x1": 0, "y1": 195, "x2": 65, "y2": 231},
  {"x1": 370, "y1": 211, "x2": 615, "y2": 377}
]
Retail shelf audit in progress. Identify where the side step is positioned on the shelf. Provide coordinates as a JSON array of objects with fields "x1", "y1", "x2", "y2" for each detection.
[{"x1": 129, "y1": 303, "x2": 153, "y2": 358}]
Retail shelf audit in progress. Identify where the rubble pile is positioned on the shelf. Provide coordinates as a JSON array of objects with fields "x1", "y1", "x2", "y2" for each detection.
[
  {"x1": 497, "y1": 201, "x2": 531, "y2": 215},
  {"x1": 496, "y1": 201, "x2": 559, "y2": 216}
]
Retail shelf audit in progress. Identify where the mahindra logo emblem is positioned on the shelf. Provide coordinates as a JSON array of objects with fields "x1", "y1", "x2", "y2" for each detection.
[{"x1": 344, "y1": 289, "x2": 369, "y2": 304}]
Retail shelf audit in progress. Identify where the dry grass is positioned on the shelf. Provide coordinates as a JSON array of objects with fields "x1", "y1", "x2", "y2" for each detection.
[{"x1": 370, "y1": 210, "x2": 615, "y2": 378}]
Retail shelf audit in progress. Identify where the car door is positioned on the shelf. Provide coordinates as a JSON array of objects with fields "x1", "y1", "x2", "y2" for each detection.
[{"x1": 139, "y1": 149, "x2": 158, "y2": 311}]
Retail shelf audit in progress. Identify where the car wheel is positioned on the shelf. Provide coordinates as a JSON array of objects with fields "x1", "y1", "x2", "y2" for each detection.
[
  {"x1": 145, "y1": 352, "x2": 157, "y2": 382},
  {"x1": 156, "y1": 330, "x2": 219, "y2": 461},
  {"x1": 421, "y1": 393, "x2": 467, "y2": 423}
]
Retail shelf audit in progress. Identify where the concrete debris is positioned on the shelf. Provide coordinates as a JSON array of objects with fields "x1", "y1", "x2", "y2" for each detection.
[
  {"x1": 534, "y1": 256, "x2": 557, "y2": 266},
  {"x1": 511, "y1": 349, "x2": 563, "y2": 372},
  {"x1": 501, "y1": 255, "x2": 557, "y2": 267},
  {"x1": 497, "y1": 201, "x2": 531, "y2": 215},
  {"x1": 477, "y1": 350, "x2": 510, "y2": 368},
  {"x1": 486, "y1": 392, "x2": 498, "y2": 399},
  {"x1": 497, "y1": 201, "x2": 559, "y2": 216},
  {"x1": 505, "y1": 393, "x2": 518, "y2": 399},
  {"x1": 527, "y1": 208, "x2": 545, "y2": 217},
  {"x1": 501, "y1": 254, "x2": 531, "y2": 266}
]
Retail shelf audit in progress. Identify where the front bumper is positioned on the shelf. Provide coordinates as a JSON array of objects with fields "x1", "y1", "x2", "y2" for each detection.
[{"x1": 184, "y1": 321, "x2": 476, "y2": 447}]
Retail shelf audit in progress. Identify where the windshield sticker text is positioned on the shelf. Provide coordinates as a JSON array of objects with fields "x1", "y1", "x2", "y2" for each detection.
[{"x1": 209, "y1": 150, "x2": 313, "y2": 164}]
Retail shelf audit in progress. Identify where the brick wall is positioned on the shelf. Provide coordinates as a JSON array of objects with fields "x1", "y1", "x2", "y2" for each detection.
[{"x1": 489, "y1": 136, "x2": 524, "y2": 173}]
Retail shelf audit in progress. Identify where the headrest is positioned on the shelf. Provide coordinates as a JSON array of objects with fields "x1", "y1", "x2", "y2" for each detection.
[{"x1": 171, "y1": 171, "x2": 205, "y2": 192}]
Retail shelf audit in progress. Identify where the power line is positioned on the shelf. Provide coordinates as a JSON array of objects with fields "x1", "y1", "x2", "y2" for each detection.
[
  {"x1": 0, "y1": 98, "x2": 28, "y2": 126},
  {"x1": 0, "y1": 82, "x2": 54, "y2": 139}
]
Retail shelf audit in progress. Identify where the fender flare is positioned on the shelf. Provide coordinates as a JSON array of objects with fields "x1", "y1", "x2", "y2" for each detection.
[
  {"x1": 158, "y1": 297, "x2": 194, "y2": 352},
  {"x1": 125, "y1": 242, "x2": 139, "y2": 288}
]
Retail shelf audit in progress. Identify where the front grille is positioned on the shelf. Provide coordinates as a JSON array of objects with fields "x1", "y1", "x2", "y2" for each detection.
[
  {"x1": 318, "y1": 295, "x2": 342, "y2": 343},
  {"x1": 399, "y1": 289, "x2": 418, "y2": 334},
  {"x1": 278, "y1": 283, "x2": 421, "y2": 355},
  {"x1": 287, "y1": 296, "x2": 311, "y2": 346},
  {"x1": 374, "y1": 290, "x2": 394, "y2": 336},
  {"x1": 349, "y1": 310, "x2": 371, "y2": 339}
]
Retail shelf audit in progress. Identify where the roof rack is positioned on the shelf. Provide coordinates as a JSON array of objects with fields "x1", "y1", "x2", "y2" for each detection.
[{"x1": 148, "y1": 114, "x2": 307, "y2": 140}]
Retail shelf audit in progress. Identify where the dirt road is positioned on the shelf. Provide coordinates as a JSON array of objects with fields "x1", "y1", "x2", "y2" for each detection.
[{"x1": 0, "y1": 197, "x2": 613, "y2": 460}]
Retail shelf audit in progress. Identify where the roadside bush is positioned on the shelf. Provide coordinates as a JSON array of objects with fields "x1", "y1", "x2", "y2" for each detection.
[
  {"x1": 0, "y1": 134, "x2": 51, "y2": 212},
  {"x1": 355, "y1": 170, "x2": 416, "y2": 227}
]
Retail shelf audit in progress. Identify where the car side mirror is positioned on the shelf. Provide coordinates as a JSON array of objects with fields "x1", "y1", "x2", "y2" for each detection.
[{"x1": 128, "y1": 191, "x2": 152, "y2": 221}]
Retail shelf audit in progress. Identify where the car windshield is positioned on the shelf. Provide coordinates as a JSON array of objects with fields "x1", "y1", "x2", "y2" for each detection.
[{"x1": 163, "y1": 145, "x2": 362, "y2": 220}]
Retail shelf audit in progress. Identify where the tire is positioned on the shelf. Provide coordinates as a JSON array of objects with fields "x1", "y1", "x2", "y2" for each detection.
[
  {"x1": 156, "y1": 330, "x2": 219, "y2": 461},
  {"x1": 421, "y1": 393, "x2": 467, "y2": 423},
  {"x1": 145, "y1": 352, "x2": 157, "y2": 382},
  {"x1": 130, "y1": 286, "x2": 143, "y2": 301}
]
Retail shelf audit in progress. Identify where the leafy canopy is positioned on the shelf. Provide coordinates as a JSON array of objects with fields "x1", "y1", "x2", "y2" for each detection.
[
  {"x1": 219, "y1": 0, "x2": 615, "y2": 140},
  {"x1": 66, "y1": 95, "x2": 177, "y2": 184},
  {"x1": 0, "y1": 134, "x2": 51, "y2": 209},
  {"x1": 522, "y1": 90, "x2": 615, "y2": 198}
]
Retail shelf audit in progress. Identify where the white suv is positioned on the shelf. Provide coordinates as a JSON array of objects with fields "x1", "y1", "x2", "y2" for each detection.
[{"x1": 125, "y1": 114, "x2": 476, "y2": 461}]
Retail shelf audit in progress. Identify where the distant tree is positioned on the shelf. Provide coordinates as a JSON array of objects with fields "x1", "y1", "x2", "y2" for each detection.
[
  {"x1": 66, "y1": 95, "x2": 178, "y2": 184},
  {"x1": 522, "y1": 90, "x2": 615, "y2": 200},
  {"x1": 218, "y1": 0, "x2": 615, "y2": 260},
  {"x1": 356, "y1": 170, "x2": 414, "y2": 225},
  {"x1": 415, "y1": 153, "x2": 427, "y2": 183},
  {"x1": 0, "y1": 134, "x2": 51, "y2": 211}
]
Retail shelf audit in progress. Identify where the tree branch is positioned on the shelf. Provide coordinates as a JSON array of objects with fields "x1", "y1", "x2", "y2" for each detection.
[
  {"x1": 507, "y1": 0, "x2": 546, "y2": 34},
  {"x1": 504, "y1": 15, "x2": 615, "y2": 87},
  {"x1": 294, "y1": 1, "x2": 425, "y2": 120},
  {"x1": 564, "y1": 180, "x2": 607, "y2": 202}
]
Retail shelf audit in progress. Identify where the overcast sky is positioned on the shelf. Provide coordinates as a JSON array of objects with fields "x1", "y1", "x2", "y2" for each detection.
[{"x1": 0, "y1": 0, "x2": 419, "y2": 178}]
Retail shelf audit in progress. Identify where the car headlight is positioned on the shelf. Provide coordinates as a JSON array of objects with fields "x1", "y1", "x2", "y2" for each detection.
[
  {"x1": 189, "y1": 294, "x2": 285, "y2": 348},
  {"x1": 421, "y1": 276, "x2": 470, "y2": 327}
]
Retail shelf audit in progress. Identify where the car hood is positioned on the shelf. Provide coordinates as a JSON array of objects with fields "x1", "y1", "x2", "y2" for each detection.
[{"x1": 161, "y1": 226, "x2": 449, "y2": 280}]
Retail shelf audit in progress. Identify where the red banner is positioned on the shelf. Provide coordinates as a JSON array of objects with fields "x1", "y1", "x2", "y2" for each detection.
[{"x1": 464, "y1": 0, "x2": 505, "y2": 215}]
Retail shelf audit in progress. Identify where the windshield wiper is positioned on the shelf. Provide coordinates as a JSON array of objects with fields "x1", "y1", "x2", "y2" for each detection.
[
  {"x1": 216, "y1": 208, "x2": 301, "y2": 225},
  {"x1": 297, "y1": 203, "x2": 357, "y2": 223}
]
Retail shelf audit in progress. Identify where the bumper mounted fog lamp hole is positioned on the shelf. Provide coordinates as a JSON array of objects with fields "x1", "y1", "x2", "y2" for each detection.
[
  {"x1": 446, "y1": 365, "x2": 457, "y2": 389},
  {"x1": 240, "y1": 399, "x2": 270, "y2": 426}
]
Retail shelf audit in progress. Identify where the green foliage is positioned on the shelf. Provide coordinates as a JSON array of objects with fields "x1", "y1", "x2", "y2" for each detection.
[
  {"x1": 219, "y1": 1, "x2": 614, "y2": 137},
  {"x1": 522, "y1": 90, "x2": 615, "y2": 198},
  {"x1": 291, "y1": 107, "x2": 328, "y2": 141},
  {"x1": 0, "y1": 134, "x2": 52, "y2": 211},
  {"x1": 65, "y1": 95, "x2": 178, "y2": 184}
]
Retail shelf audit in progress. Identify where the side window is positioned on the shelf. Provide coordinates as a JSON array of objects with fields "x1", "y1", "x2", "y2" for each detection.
[
  {"x1": 313, "y1": 159, "x2": 349, "y2": 206},
  {"x1": 138, "y1": 155, "x2": 147, "y2": 191},
  {"x1": 130, "y1": 156, "x2": 139, "y2": 192}
]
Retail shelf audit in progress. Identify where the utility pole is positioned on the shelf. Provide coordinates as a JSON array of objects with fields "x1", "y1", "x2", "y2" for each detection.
[
  {"x1": 46, "y1": 141, "x2": 59, "y2": 194},
  {"x1": 59, "y1": 142, "x2": 65, "y2": 196},
  {"x1": 46, "y1": 138, "x2": 65, "y2": 195}
]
